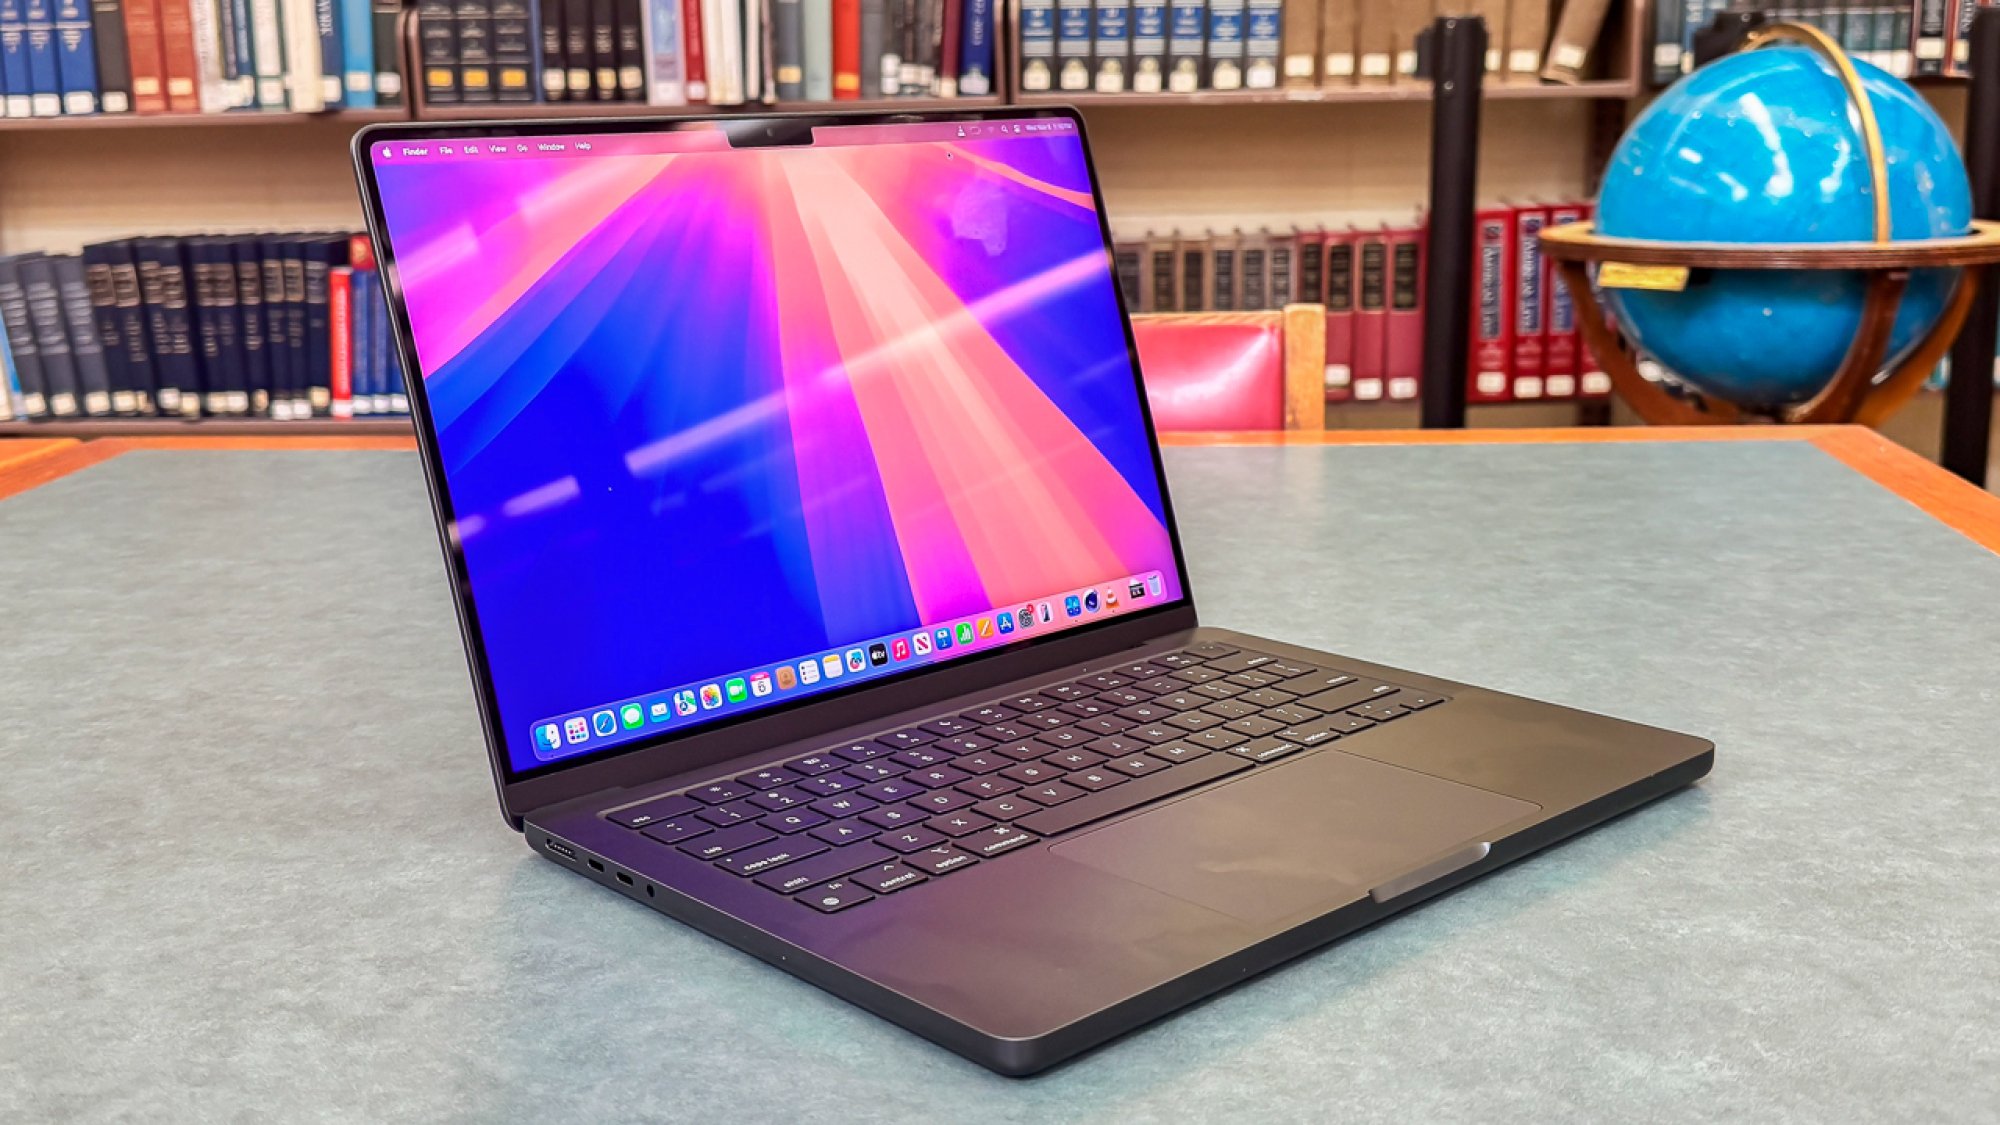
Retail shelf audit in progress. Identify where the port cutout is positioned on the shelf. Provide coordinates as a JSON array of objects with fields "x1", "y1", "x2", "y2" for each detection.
[
  {"x1": 616, "y1": 871, "x2": 634, "y2": 886},
  {"x1": 544, "y1": 838, "x2": 577, "y2": 861},
  {"x1": 587, "y1": 858, "x2": 605, "y2": 872}
]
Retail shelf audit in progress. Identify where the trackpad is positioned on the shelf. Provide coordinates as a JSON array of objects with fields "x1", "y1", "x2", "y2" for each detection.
[{"x1": 1052, "y1": 750, "x2": 1542, "y2": 926}]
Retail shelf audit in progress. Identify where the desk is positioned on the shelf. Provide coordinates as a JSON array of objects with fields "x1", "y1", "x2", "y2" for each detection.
[{"x1": 4, "y1": 429, "x2": 1997, "y2": 1121}]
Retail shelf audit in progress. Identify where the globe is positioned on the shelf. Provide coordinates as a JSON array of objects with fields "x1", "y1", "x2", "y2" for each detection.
[{"x1": 1597, "y1": 43, "x2": 1972, "y2": 409}]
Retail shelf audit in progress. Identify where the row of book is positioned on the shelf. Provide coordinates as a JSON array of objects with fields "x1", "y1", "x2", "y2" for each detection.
[
  {"x1": 0, "y1": 234, "x2": 409, "y2": 422},
  {"x1": 1019, "y1": 0, "x2": 1616, "y2": 95},
  {"x1": 1112, "y1": 203, "x2": 1609, "y2": 405},
  {"x1": 419, "y1": 0, "x2": 998, "y2": 105},
  {"x1": 1653, "y1": 1, "x2": 1998, "y2": 84},
  {"x1": 0, "y1": 0, "x2": 400, "y2": 116}
]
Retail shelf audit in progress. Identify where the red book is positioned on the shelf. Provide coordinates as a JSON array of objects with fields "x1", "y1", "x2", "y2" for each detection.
[
  {"x1": 121, "y1": 0, "x2": 170, "y2": 112},
  {"x1": 681, "y1": 0, "x2": 708, "y2": 100},
  {"x1": 1383, "y1": 221, "x2": 1425, "y2": 402},
  {"x1": 938, "y1": 0, "x2": 961, "y2": 94},
  {"x1": 155, "y1": 0, "x2": 201, "y2": 112},
  {"x1": 1468, "y1": 205, "x2": 1514, "y2": 403},
  {"x1": 330, "y1": 266, "x2": 354, "y2": 419},
  {"x1": 1541, "y1": 202, "x2": 1584, "y2": 399},
  {"x1": 1321, "y1": 229, "x2": 1356, "y2": 402},
  {"x1": 1510, "y1": 204, "x2": 1548, "y2": 401},
  {"x1": 833, "y1": 0, "x2": 862, "y2": 98},
  {"x1": 1576, "y1": 202, "x2": 1610, "y2": 397},
  {"x1": 348, "y1": 234, "x2": 376, "y2": 272},
  {"x1": 1352, "y1": 227, "x2": 1390, "y2": 403}
]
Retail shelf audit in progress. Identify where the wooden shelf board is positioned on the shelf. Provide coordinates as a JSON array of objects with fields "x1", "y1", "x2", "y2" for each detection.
[
  {"x1": 0, "y1": 109, "x2": 406, "y2": 132},
  {"x1": 0, "y1": 418, "x2": 413, "y2": 437},
  {"x1": 1013, "y1": 79, "x2": 1640, "y2": 108}
]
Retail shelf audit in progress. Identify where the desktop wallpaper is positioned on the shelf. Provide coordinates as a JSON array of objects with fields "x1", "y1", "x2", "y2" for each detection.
[{"x1": 372, "y1": 125, "x2": 1184, "y2": 773}]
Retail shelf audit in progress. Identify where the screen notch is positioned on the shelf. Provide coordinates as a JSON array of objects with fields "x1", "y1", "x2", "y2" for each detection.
[{"x1": 723, "y1": 119, "x2": 819, "y2": 148}]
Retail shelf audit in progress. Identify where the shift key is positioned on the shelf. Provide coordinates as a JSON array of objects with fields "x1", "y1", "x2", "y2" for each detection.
[{"x1": 1017, "y1": 753, "x2": 1253, "y2": 836}]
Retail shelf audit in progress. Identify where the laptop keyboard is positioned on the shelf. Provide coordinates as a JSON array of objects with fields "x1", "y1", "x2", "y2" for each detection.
[{"x1": 600, "y1": 641, "x2": 1448, "y2": 913}]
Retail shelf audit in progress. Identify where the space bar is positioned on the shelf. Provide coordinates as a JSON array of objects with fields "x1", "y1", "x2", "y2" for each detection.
[{"x1": 1017, "y1": 754, "x2": 1255, "y2": 836}]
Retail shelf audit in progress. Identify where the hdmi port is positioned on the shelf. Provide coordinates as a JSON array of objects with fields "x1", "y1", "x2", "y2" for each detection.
[{"x1": 544, "y1": 838, "x2": 577, "y2": 861}]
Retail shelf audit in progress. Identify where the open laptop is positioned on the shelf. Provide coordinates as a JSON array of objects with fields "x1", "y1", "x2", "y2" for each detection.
[{"x1": 351, "y1": 108, "x2": 1712, "y2": 1076}]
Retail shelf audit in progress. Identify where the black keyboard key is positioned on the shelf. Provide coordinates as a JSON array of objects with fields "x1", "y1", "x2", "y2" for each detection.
[
  {"x1": 972, "y1": 796, "x2": 1037, "y2": 821},
  {"x1": 892, "y1": 746, "x2": 948, "y2": 769},
  {"x1": 1190, "y1": 681, "x2": 1243, "y2": 701},
  {"x1": 1171, "y1": 666, "x2": 1226, "y2": 684},
  {"x1": 1114, "y1": 662, "x2": 1167, "y2": 679},
  {"x1": 755, "y1": 843, "x2": 894, "y2": 893},
  {"x1": 993, "y1": 739, "x2": 1049, "y2": 762},
  {"x1": 1265, "y1": 703, "x2": 1321, "y2": 726},
  {"x1": 855, "y1": 863, "x2": 929, "y2": 894},
  {"x1": 1022, "y1": 781, "x2": 1086, "y2": 806},
  {"x1": 1033, "y1": 728, "x2": 1089, "y2": 750},
  {"x1": 1016, "y1": 753, "x2": 1253, "y2": 837},
  {"x1": 1067, "y1": 768, "x2": 1126, "y2": 791},
  {"x1": 1398, "y1": 692, "x2": 1447, "y2": 710},
  {"x1": 691, "y1": 782, "x2": 750, "y2": 805},
  {"x1": 858, "y1": 779, "x2": 926, "y2": 804},
  {"x1": 907, "y1": 845, "x2": 979, "y2": 875},
  {"x1": 1275, "y1": 671, "x2": 1357, "y2": 697},
  {"x1": 878, "y1": 728, "x2": 937, "y2": 750},
  {"x1": 843, "y1": 760, "x2": 905, "y2": 782},
  {"x1": 962, "y1": 704, "x2": 1018, "y2": 725},
  {"x1": 1204, "y1": 651, "x2": 1276, "y2": 674},
  {"x1": 1124, "y1": 724, "x2": 1181, "y2": 744},
  {"x1": 1224, "y1": 670, "x2": 1282, "y2": 689},
  {"x1": 797, "y1": 774, "x2": 859, "y2": 797},
  {"x1": 810, "y1": 794, "x2": 878, "y2": 819},
  {"x1": 1135, "y1": 676, "x2": 1185, "y2": 695},
  {"x1": 1238, "y1": 688, "x2": 1296, "y2": 709},
  {"x1": 1043, "y1": 683, "x2": 1094, "y2": 702},
  {"x1": 1015, "y1": 712, "x2": 1072, "y2": 731},
  {"x1": 1298, "y1": 681, "x2": 1401, "y2": 714},
  {"x1": 879, "y1": 826, "x2": 948, "y2": 853},
  {"x1": 921, "y1": 716, "x2": 977, "y2": 736},
  {"x1": 1201, "y1": 698, "x2": 1259, "y2": 720},
  {"x1": 1000, "y1": 694, "x2": 1056, "y2": 712},
  {"x1": 1183, "y1": 641, "x2": 1239, "y2": 658},
  {"x1": 760, "y1": 808, "x2": 829, "y2": 834},
  {"x1": 1349, "y1": 701, "x2": 1410, "y2": 722},
  {"x1": 938, "y1": 735, "x2": 994, "y2": 756},
  {"x1": 860, "y1": 804, "x2": 924, "y2": 829},
  {"x1": 1096, "y1": 687, "x2": 1151, "y2": 707},
  {"x1": 1262, "y1": 659, "x2": 1317, "y2": 678},
  {"x1": 964, "y1": 825, "x2": 1040, "y2": 857},
  {"x1": 1042, "y1": 748, "x2": 1103, "y2": 771},
  {"x1": 1001, "y1": 761, "x2": 1064, "y2": 784},
  {"x1": 1058, "y1": 698, "x2": 1114, "y2": 719},
  {"x1": 747, "y1": 786, "x2": 811, "y2": 811},
  {"x1": 784, "y1": 753, "x2": 845, "y2": 776},
  {"x1": 1166, "y1": 710, "x2": 1226, "y2": 732},
  {"x1": 697, "y1": 800, "x2": 763, "y2": 827},
  {"x1": 957, "y1": 776, "x2": 1019, "y2": 799},
  {"x1": 1117, "y1": 702, "x2": 1174, "y2": 724},
  {"x1": 681, "y1": 823, "x2": 776, "y2": 860},
  {"x1": 715, "y1": 837, "x2": 828, "y2": 877},
  {"x1": 979, "y1": 722, "x2": 1034, "y2": 742},
  {"x1": 832, "y1": 740, "x2": 897, "y2": 763},
  {"x1": 1231, "y1": 736, "x2": 1306, "y2": 763},
  {"x1": 928, "y1": 811, "x2": 994, "y2": 837},
  {"x1": 1087, "y1": 735, "x2": 1146, "y2": 757},
  {"x1": 741, "y1": 767, "x2": 801, "y2": 789},
  {"x1": 1080, "y1": 673, "x2": 1130, "y2": 691},
  {"x1": 1150, "y1": 741, "x2": 1210, "y2": 763},
  {"x1": 810, "y1": 819, "x2": 879, "y2": 846},
  {"x1": 1225, "y1": 715, "x2": 1286, "y2": 738},
  {"x1": 911, "y1": 789, "x2": 975, "y2": 814},
  {"x1": 606, "y1": 793, "x2": 701, "y2": 828},
  {"x1": 952, "y1": 752, "x2": 1008, "y2": 775},
  {"x1": 1186, "y1": 728, "x2": 1249, "y2": 750},
  {"x1": 1074, "y1": 715, "x2": 1132, "y2": 736},
  {"x1": 1153, "y1": 652, "x2": 1203, "y2": 669},
  {"x1": 1154, "y1": 692, "x2": 1205, "y2": 711},
  {"x1": 1106, "y1": 754, "x2": 1171, "y2": 778},
  {"x1": 799, "y1": 879, "x2": 873, "y2": 912},
  {"x1": 911, "y1": 766, "x2": 970, "y2": 788},
  {"x1": 638, "y1": 817, "x2": 712, "y2": 845}
]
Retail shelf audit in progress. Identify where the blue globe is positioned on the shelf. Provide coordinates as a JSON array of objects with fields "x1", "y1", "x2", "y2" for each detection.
[{"x1": 1598, "y1": 44, "x2": 1972, "y2": 409}]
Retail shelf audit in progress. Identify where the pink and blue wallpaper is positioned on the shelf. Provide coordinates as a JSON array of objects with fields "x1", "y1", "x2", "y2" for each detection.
[{"x1": 371, "y1": 124, "x2": 1183, "y2": 773}]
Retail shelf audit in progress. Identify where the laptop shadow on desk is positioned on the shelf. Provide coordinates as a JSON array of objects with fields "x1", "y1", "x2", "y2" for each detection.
[{"x1": 471, "y1": 786, "x2": 1711, "y2": 1112}]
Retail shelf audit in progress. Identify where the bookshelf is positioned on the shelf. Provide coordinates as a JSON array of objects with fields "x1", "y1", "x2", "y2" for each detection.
[{"x1": 0, "y1": 418, "x2": 412, "y2": 436}]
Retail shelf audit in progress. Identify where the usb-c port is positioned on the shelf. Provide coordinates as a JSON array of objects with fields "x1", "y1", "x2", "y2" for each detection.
[
  {"x1": 616, "y1": 871, "x2": 634, "y2": 886},
  {"x1": 544, "y1": 838, "x2": 577, "y2": 861},
  {"x1": 587, "y1": 858, "x2": 605, "y2": 872}
]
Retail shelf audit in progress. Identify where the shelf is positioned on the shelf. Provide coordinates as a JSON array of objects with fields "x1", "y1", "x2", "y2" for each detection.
[
  {"x1": 414, "y1": 95, "x2": 1008, "y2": 120},
  {"x1": 0, "y1": 108, "x2": 406, "y2": 132},
  {"x1": 0, "y1": 418, "x2": 413, "y2": 437},
  {"x1": 1014, "y1": 79, "x2": 1640, "y2": 109}
]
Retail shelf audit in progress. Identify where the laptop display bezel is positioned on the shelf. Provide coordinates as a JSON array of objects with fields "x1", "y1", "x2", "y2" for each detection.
[{"x1": 351, "y1": 107, "x2": 1200, "y2": 827}]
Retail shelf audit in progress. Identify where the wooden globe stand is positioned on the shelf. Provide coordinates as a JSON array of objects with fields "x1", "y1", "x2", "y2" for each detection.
[{"x1": 1539, "y1": 20, "x2": 2000, "y2": 426}]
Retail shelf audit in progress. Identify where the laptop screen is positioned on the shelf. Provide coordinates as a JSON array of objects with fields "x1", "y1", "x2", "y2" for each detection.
[{"x1": 366, "y1": 114, "x2": 1187, "y2": 777}]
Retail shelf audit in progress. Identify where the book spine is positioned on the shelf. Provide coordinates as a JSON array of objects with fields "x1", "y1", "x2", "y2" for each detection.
[
  {"x1": 915, "y1": 0, "x2": 936, "y2": 92},
  {"x1": 1113, "y1": 238, "x2": 1141, "y2": 310},
  {"x1": 1915, "y1": 0, "x2": 1948, "y2": 75},
  {"x1": 302, "y1": 241, "x2": 333, "y2": 414},
  {"x1": 224, "y1": 0, "x2": 254, "y2": 103},
  {"x1": 645, "y1": 0, "x2": 684, "y2": 100},
  {"x1": 558, "y1": 0, "x2": 586, "y2": 92},
  {"x1": 1175, "y1": 235, "x2": 1205, "y2": 311},
  {"x1": 231, "y1": 239, "x2": 268, "y2": 414},
  {"x1": 1243, "y1": 0, "x2": 1275, "y2": 87},
  {"x1": 1863, "y1": 2, "x2": 1892, "y2": 70},
  {"x1": 1238, "y1": 233, "x2": 1268, "y2": 310},
  {"x1": 1278, "y1": 0, "x2": 1310, "y2": 85},
  {"x1": 53, "y1": 0, "x2": 97, "y2": 111},
  {"x1": 351, "y1": 266, "x2": 374, "y2": 412},
  {"x1": 1351, "y1": 230, "x2": 1385, "y2": 401},
  {"x1": 278, "y1": 241, "x2": 307, "y2": 414},
  {"x1": 1092, "y1": 0, "x2": 1126, "y2": 91},
  {"x1": 892, "y1": 0, "x2": 915, "y2": 92},
  {"x1": 329, "y1": 263, "x2": 352, "y2": 417},
  {"x1": 1950, "y1": 0, "x2": 1974, "y2": 73},
  {"x1": 371, "y1": 270, "x2": 394, "y2": 411},
  {"x1": 339, "y1": 0, "x2": 373, "y2": 103},
  {"x1": 214, "y1": 242, "x2": 247, "y2": 412},
  {"x1": 1355, "y1": 0, "x2": 1389, "y2": 81},
  {"x1": 20, "y1": 256, "x2": 80, "y2": 416},
  {"x1": 1507, "y1": 0, "x2": 1546, "y2": 79},
  {"x1": 1295, "y1": 230, "x2": 1322, "y2": 307},
  {"x1": 0, "y1": 258, "x2": 49, "y2": 417},
  {"x1": 1206, "y1": 0, "x2": 1243, "y2": 90},
  {"x1": 1892, "y1": 2, "x2": 1914, "y2": 76},
  {"x1": 1055, "y1": 0, "x2": 1088, "y2": 90},
  {"x1": 106, "y1": 242, "x2": 154, "y2": 412},
  {"x1": 1384, "y1": 224, "x2": 1421, "y2": 401},
  {"x1": 1510, "y1": 204, "x2": 1546, "y2": 399},
  {"x1": 679, "y1": 0, "x2": 704, "y2": 95},
  {"x1": 1, "y1": 0, "x2": 34, "y2": 116},
  {"x1": 857, "y1": 0, "x2": 880, "y2": 93},
  {"x1": 497, "y1": 0, "x2": 537, "y2": 98},
  {"x1": 53, "y1": 255, "x2": 111, "y2": 414},
  {"x1": 248, "y1": 0, "x2": 282, "y2": 105},
  {"x1": 456, "y1": 0, "x2": 495, "y2": 101},
  {"x1": 1127, "y1": 0, "x2": 1160, "y2": 89},
  {"x1": 261, "y1": 239, "x2": 291, "y2": 416},
  {"x1": 1165, "y1": 0, "x2": 1199, "y2": 90},
  {"x1": 0, "y1": 313, "x2": 20, "y2": 418},
  {"x1": 537, "y1": 0, "x2": 564, "y2": 96},
  {"x1": 1320, "y1": 231, "x2": 1350, "y2": 395},
  {"x1": 1207, "y1": 232, "x2": 1239, "y2": 311},
  {"x1": 420, "y1": 0, "x2": 458, "y2": 101},
  {"x1": 280, "y1": 0, "x2": 325, "y2": 108},
  {"x1": 612, "y1": 0, "x2": 639, "y2": 96},
  {"x1": 1317, "y1": 0, "x2": 1350, "y2": 83},
  {"x1": 1542, "y1": 202, "x2": 1583, "y2": 399},
  {"x1": 831, "y1": 0, "x2": 857, "y2": 95},
  {"x1": 310, "y1": 0, "x2": 341, "y2": 102},
  {"x1": 81, "y1": 246, "x2": 133, "y2": 411},
  {"x1": 1468, "y1": 206, "x2": 1513, "y2": 402},
  {"x1": 190, "y1": 0, "x2": 234, "y2": 109},
  {"x1": 784, "y1": 0, "x2": 811, "y2": 97},
  {"x1": 1652, "y1": 0, "x2": 1682, "y2": 82},
  {"x1": 1269, "y1": 234, "x2": 1294, "y2": 308},
  {"x1": 588, "y1": 0, "x2": 613, "y2": 97},
  {"x1": 696, "y1": 0, "x2": 725, "y2": 102},
  {"x1": 164, "y1": 242, "x2": 209, "y2": 414},
  {"x1": 1678, "y1": 0, "x2": 1702, "y2": 72},
  {"x1": 1140, "y1": 236, "x2": 1172, "y2": 311},
  {"x1": 936, "y1": 0, "x2": 956, "y2": 94},
  {"x1": 23, "y1": 0, "x2": 61, "y2": 112},
  {"x1": 187, "y1": 242, "x2": 225, "y2": 412},
  {"x1": 1019, "y1": 0, "x2": 1052, "y2": 89},
  {"x1": 1543, "y1": 0, "x2": 1610, "y2": 82}
]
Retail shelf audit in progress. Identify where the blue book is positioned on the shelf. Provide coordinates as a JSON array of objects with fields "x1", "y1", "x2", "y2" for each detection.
[
  {"x1": 1055, "y1": 0, "x2": 1090, "y2": 91},
  {"x1": 1129, "y1": 0, "x2": 1163, "y2": 92},
  {"x1": 1019, "y1": 0, "x2": 1054, "y2": 91},
  {"x1": 1242, "y1": 0, "x2": 1276, "y2": 89},
  {"x1": 316, "y1": 0, "x2": 345, "y2": 105},
  {"x1": 1206, "y1": 0, "x2": 1244, "y2": 91},
  {"x1": 51, "y1": 0, "x2": 93, "y2": 112},
  {"x1": 958, "y1": 0, "x2": 991, "y2": 94},
  {"x1": 340, "y1": 0, "x2": 374, "y2": 104},
  {"x1": 1092, "y1": 0, "x2": 1128, "y2": 92},
  {"x1": 21, "y1": 0, "x2": 59, "y2": 114},
  {"x1": 1166, "y1": 0, "x2": 1202, "y2": 92},
  {"x1": 385, "y1": 311, "x2": 407, "y2": 414},
  {"x1": 349, "y1": 267, "x2": 373, "y2": 413},
  {"x1": 0, "y1": 295, "x2": 20, "y2": 417},
  {"x1": 225, "y1": 0, "x2": 255, "y2": 104},
  {"x1": 0, "y1": 0, "x2": 32, "y2": 116}
]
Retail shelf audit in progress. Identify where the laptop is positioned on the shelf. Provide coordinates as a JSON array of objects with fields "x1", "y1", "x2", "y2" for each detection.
[{"x1": 351, "y1": 108, "x2": 1713, "y2": 1076}]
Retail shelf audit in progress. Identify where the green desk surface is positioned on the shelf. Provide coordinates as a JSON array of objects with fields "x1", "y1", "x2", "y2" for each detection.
[{"x1": 3, "y1": 438, "x2": 1997, "y2": 1121}]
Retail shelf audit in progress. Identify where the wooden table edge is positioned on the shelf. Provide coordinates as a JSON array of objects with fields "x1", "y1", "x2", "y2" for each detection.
[{"x1": 7, "y1": 427, "x2": 2000, "y2": 556}]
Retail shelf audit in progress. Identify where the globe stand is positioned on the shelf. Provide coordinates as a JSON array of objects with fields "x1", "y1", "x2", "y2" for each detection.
[
  {"x1": 1538, "y1": 221, "x2": 2000, "y2": 425},
  {"x1": 1540, "y1": 19, "x2": 2000, "y2": 426}
]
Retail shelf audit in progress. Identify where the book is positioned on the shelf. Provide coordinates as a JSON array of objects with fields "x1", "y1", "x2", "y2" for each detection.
[
  {"x1": 1468, "y1": 205, "x2": 1513, "y2": 403},
  {"x1": 1207, "y1": 231, "x2": 1240, "y2": 311},
  {"x1": 696, "y1": 0, "x2": 728, "y2": 102},
  {"x1": 53, "y1": 254, "x2": 111, "y2": 414},
  {"x1": 1, "y1": 0, "x2": 32, "y2": 116},
  {"x1": 329, "y1": 263, "x2": 352, "y2": 416},
  {"x1": 1355, "y1": 0, "x2": 1389, "y2": 81},
  {"x1": 1055, "y1": 0, "x2": 1088, "y2": 90},
  {"x1": 1165, "y1": 0, "x2": 1200, "y2": 90},
  {"x1": 262, "y1": 237, "x2": 294, "y2": 416},
  {"x1": 366, "y1": 0, "x2": 400, "y2": 101},
  {"x1": 154, "y1": 240, "x2": 204, "y2": 414},
  {"x1": 1510, "y1": 204, "x2": 1546, "y2": 399},
  {"x1": 22, "y1": 0, "x2": 61, "y2": 113},
  {"x1": 247, "y1": 0, "x2": 283, "y2": 105},
  {"x1": 1146, "y1": 234, "x2": 1176, "y2": 312},
  {"x1": 1114, "y1": 237, "x2": 1142, "y2": 310},
  {"x1": 1316, "y1": 0, "x2": 1350, "y2": 82},
  {"x1": 1024, "y1": 0, "x2": 1056, "y2": 87},
  {"x1": 351, "y1": 265, "x2": 375, "y2": 413},
  {"x1": 1279, "y1": 0, "x2": 1312, "y2": 84},
  {"x1": 773, "y1": 0, "x2": 801, "y2": 95},
  {"x1": 1542, "y1": 201, "x2": 1584, "y2": 400},
  {"x1": 104, "y1": 241, "x2": 155, "y2": 412},
  {"x1": 1126, "y1": 0, "x2": 1161, "y2": 89},
  {"x1": 801, "y1": 0, "x2": 829, "y2": 97},
  {"x1": 1391, "y1": 0, "x2": 1424, "y2": 80},
  {"x1": 1652, "y1": 0, "x2": 1681, "y2": 82},
  {"x1": 537, "y1": 0, "x2": 565, "y2": 97},
  {"x1": 303, "y1": 235, "x2": 345, "y2": 415},
  {"x1": 229, "y1": 237, "x2": 268, "y2": 413},
  {"x1": 1295, "y1": 229, "x2": 1323, "y2": 306},
  {"x1": 858, "y1": 0, "x2": 882, "y2": 92},
  {"x1": 1351, "y1": 229, "x2": 1386, "y2": 401},
  {"x1": 419, "y1": 0, "x2": 458, "y2": 101},
  {"x1": 832, "y1": 0, "x2": 858, "y2": 96},
  {"x1": 1238, "y1": 231, "x2": 1268, "y2": 310},
  {"x1": 1269, "y1": 233, "x2": 1295, "y2": 306},
  {"x1": 1243, "y1": 0, "x2": 1276, "y2": 86},
  {"x1": 216, "y1": 0, "x2": 251, "y2": 105},
  {"x1": 0, "y1": 316, "x2": 20, "y2": 418},
  {"x1": 1543, "y1": 0, "x2": 1610, "y2": 83},
  {"x1": 1915, "y1": 0, "x2": 1948, "y2": 75},
  {"x1": 0, "y1": 256, "x2": 48, "y2": 418},
  {"x1": 279, "y1": 0, "x2": 325, "y2": 107},
  {"x1": 20, "y1": 255, "x2": 80, "y2": 416},
  {"x1": 1207, "y1": 0, "x2": 1243, "y2": 88},
  {"x1": 680, "y1": 0, "x2": 704, "y2": 96},
  {"x1": 494, "y1": 0, "x2": 536, "y2": 101},
  {"x1": 613, "y1": 0, "x2": 640, "y2": 97},
  {"x1": 937, "y1": 0, "x2": 960, "y2": 94},
  {"x1": 1094, "y1": 0, "x2": 1129, "y2": 91},
  {"x1": 80, "y1": 244, "x2": 133, "y2": 411},
  {"x1": 186, "y1": 0, "x2": 232, "y2": 110},
  {"x1": 52, "y1": 0, "x2": 97, "y2": 112},
  {"x1": 1506, "y1": 0, "x2": 1545, "y2": 80},
  {"x1": 1384, "y1": 222, "x2": 1421, "y2": 401},
  {"x1": 1176, "y1": 233, "x2": 1205, "y2": 312},
  {"x1": 185, "y1": 240, "x2": 228, "y2": 412},
  {"x1": 455, "y1": 0, "x2": 496, "y2": 101},
  {"x1": 958, "y1": 0, "x2": 988, "y2": 92},
  {"x1": 559, "y1": 0, "x2": 587, "y2": 93},
  {"x1": 1322, "y1": 229, "x2": 1352, "y2": 398}
]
